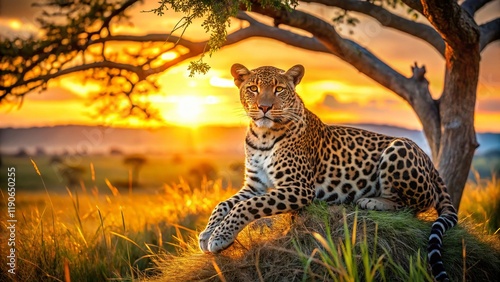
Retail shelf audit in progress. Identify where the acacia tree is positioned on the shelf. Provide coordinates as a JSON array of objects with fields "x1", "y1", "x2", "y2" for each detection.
[
  {"x1": 124, "y1": 154, "x2": 147, "y2": 189},
  {"x1": 1, "y1": 0, "x2": 499, "y2": 209}
]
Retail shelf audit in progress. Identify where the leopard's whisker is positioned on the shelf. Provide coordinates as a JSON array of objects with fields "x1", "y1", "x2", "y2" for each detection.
[{"x1": 284, "y1": 111, "x2": 304, "y2": 123}]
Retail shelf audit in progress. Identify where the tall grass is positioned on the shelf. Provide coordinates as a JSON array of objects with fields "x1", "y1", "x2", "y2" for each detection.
[
  {"x1": 293, "y1": 206, "x2": 435, "y2": 282},
  {"x1": 294, "y1": 208, "x2": 389, "y2": 282},
  {"x1": 460, "y1": 173, "x2": 500, "y2": 234},
  {"x1": 0, "y1": 161, "x2": 236, "y2": 282},
  {"x1": 1, "y1": 160, "x2": 499, "y2": 281}
]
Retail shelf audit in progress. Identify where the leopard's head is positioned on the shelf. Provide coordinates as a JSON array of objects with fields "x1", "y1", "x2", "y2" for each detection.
[{"x1": 231, "y1": 64, "x2": 305, "y2": 128}]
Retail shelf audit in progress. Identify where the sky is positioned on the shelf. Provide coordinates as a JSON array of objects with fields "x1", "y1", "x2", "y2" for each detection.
[{"x1": 0, "y1": 0, "x2": 499, "y2": 132}]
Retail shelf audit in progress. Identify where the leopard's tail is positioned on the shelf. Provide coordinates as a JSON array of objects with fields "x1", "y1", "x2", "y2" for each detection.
[{"x1": 428, "y1": 178, "x2": 458, "y2": 282}]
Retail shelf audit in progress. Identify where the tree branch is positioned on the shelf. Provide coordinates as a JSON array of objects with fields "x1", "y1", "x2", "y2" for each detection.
[
  {"x1": 401, "y1": 0, "x2": 424, "y2": 14},
  {"x1": 234, "y1": 12, "x2": 329, "y2": 53},
  {"x1": 419, "y1": 0, "x2": 480, "y2": 50},
  {"x1": 303, "y1": 0, "x2": 444, "y2": 56},
  {"x1": 249, "y1": 3, "x2": 413, "y2": 102},
  {"x1": 1, "y1": 15, "x2": 331, "y2": 102},
  {"x1": 461, "y1": 0, "x2": 494, "y2": 17},
  {"x1": 90, "y1": 34, "x2": 204, "y2": 49},
  {"x1": 9, "y1": 62, "x2": 142, "y2": 90},
  {"x1": 100, "y1": 0, "x2": 137, "y2": 32},
  {"x1": 480, "y1": 18, "x2": 500, "y2": 51},
  {"x1": 247, "y1": 2, "x2": 441, "y2": 158}
]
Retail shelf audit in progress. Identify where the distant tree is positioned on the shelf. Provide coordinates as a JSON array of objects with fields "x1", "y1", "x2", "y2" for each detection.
[
  {"x1": 171, "y1": 153, "x2": 184, "y2": 165},
  {"x1": 15, "y1": 148, "x2": 29, "y2": 157},
  {"x1": 34, "y1": 147, "x2": 47, "y2": 156},
  {"x1": 109, "y1": 147, "x2": 124, "y2": 156},
  {"x1": 49, "y1": 156, "x2": 86, "y2": 188},
  {"x1": 50, "y1": 155, "x2": 63, "y2": 164},
  {"x1": 62, "y1": 165, "x2": 86, "y2": 188},
  {"x1": 123, "y1": 154, "x2": 147, "y2": 188},
  {"x1": 189, "y1": 161, "x2": 218, "y2": 183},
  {"x1": 1, "y1": 0, "x2": 499, "y2": 208}
]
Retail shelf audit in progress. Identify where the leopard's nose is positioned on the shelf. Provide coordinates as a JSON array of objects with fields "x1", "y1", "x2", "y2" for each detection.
[{"x1": 258, "y1": 104, "x2": 273, "y2": 113}]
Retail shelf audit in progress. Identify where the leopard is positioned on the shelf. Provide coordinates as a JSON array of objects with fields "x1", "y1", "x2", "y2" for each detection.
[{"x1": 199, "y1": 63, "x2": 458, "y2": 282}]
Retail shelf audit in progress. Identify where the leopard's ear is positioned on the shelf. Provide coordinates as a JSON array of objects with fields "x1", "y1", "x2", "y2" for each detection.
[
  {"x1": 231, "y1": 63, "x2": 251, "y2": 88},
  {"x1": 285, "y1": 65, "x2": 305, "y2": 86}
]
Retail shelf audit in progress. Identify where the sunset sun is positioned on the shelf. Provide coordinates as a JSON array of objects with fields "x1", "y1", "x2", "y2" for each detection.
[
  {"x1": 158, "y1": 94, "x2": 221, "y2": 127},
  {"x1": 176, "y1": 96, "x2": 203, "y2": 125}
]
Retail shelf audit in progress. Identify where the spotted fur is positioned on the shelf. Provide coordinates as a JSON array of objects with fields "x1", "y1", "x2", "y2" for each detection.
[{"x1": 199, "y1": 64, "x2": 457, "y2": 281}]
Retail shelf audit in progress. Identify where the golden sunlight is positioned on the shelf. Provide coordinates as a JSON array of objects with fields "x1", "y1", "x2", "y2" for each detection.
[
  {"x1": 8, "y1": 19, "x2": 21, "y2": 30},
  {"x1": 209, "y1": 76, "x2": 234, "y2": 88},
  {"x1": 176, "y1": 96, "x2": 203, "y2": 124},
  {"x1": 159, "y1": 95, "x2": 222, "y2": 126},
  {"x1": 59, "y1": 77, "x2": 102, "y2": 97}
]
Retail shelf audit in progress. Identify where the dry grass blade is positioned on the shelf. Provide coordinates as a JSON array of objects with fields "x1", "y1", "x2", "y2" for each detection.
[
  {"x1": 64, "y1": 258, "x2": 71, "y2": 282},
  {"x1": 211, "y1": 258, "x2": 227, "y2": 282},
  {"x1": 105, "y1": 178, "x2": 120, "y2": 196}
]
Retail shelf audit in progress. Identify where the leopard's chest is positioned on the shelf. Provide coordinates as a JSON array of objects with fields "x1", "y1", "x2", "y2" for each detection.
[
  {"x1": 244, "y1": 128, "x2": 298, "y2": 189},
  {"x1": 246, "y1": 147, "x2": 276, "y2": 189}
]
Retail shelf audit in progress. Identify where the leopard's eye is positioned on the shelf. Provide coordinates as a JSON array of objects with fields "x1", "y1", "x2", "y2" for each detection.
[
  {"x1": 275, "y1": 86, "x2": 284, "y2": 93},
  {"x1": 248, "y1": 85, "x2": 258, "y2": 92}
]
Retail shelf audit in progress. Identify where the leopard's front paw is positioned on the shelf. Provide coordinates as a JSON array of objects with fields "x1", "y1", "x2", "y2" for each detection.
[
  {"x1": 207, "y1": 227, "x2": 235, "y2": 253},
  {"x1": 199, "y1": 228, "x2": 214, "y2": 253}
]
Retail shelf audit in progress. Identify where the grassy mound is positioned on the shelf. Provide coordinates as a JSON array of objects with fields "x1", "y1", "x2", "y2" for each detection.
[{"x1": 150, "y1": 203, "x2": 500, "y2": 282}]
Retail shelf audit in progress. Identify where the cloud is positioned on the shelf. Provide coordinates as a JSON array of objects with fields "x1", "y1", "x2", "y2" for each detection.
[
  {"x1": 321, "y1": 93, "x2": 359, "y2": 111},
  {"x1": 306, "y1": 92, "x2": 423, "y2": 129},
  {"x1": 210, "y1": 76, "x2": 235, "y2": 88},
  {"x1": 477, "y1": 98, "x2": 500, "y2": 113},
  {"x1": 0, "y1": 0, "x2": 36, "y2": 19},
  {"x1": 0, "y1": 0, "x2": 42, "y2": 39},
  {"x1": 319, "y1": 93, "x2": 400, "y2": 111}
]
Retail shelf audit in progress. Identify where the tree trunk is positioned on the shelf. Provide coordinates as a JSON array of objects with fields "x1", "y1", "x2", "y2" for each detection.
[
  {"x1": 435, "y1": 45, "x2": 480, "y2": 210},
  {"x1": 420, "y1": 0, "x2": 481, "y2": 210}
]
